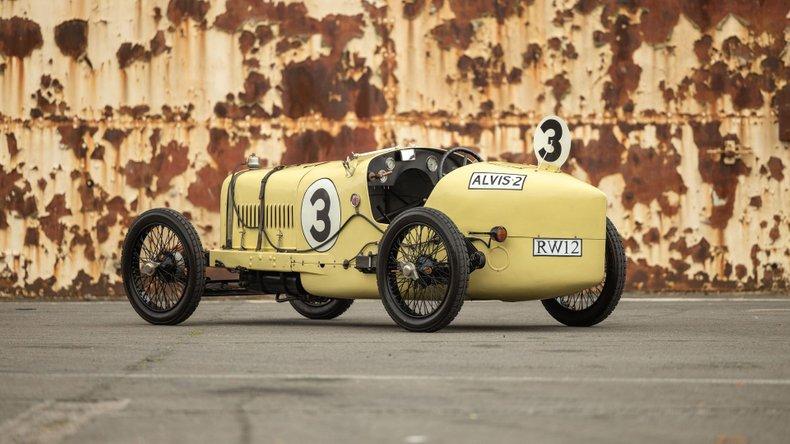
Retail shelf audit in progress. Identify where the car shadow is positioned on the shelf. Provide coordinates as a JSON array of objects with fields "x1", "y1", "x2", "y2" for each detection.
[{"x1": 164, "y1": 317, "x2": 592, "y2": 333}]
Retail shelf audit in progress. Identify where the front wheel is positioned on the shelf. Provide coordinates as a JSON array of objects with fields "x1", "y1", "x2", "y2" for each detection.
[
  {"x1": 121, "y1": 208, "x2": 205, "y2": 325},
  {"x1": 377, "y1": 208, "x2": 469, "y2": 332},
  {"x1": 541, "y1": 218, "x2": 626, "y2": 327},
  {"x1": 290, "y1": 296, "x2": 353, "y2": 320}
]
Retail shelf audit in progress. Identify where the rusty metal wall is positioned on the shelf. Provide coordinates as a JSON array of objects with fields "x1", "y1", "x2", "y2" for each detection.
[{"x1": 0, "y1": 0, "x2": 787, "y2": 297}]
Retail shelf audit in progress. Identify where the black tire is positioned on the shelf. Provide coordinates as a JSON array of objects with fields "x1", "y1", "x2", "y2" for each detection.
[
  {"x1": 541, "y1": 218, "x2": 626, "y2": 327},
  {"x1": 121, "y1": 208, "x2": 205, "y2": 325},
  {"x1": 290, "y1": 297, "x2": 353, "y2": 320},
  {"x1": 377, "y1": 207, "x2": 469, "y2": 332}
]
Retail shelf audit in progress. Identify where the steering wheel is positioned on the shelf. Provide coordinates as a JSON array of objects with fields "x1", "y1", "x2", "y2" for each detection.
[{"x1": 438, "y1": 147, "x2": 484, "y2": 179}]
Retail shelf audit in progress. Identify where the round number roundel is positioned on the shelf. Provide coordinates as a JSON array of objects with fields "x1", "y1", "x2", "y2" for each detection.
[
  {"x1": 301, "y1": 178, "x2": 341, "y2": 252},
  {"x1": 532, "y1": 115, "x2": 571, "y2": 167}
]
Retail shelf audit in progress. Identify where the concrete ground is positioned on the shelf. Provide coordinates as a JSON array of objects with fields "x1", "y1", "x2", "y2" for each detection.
[{"x1": 1, "y1": 294, "x2": 789, "y2": 444}]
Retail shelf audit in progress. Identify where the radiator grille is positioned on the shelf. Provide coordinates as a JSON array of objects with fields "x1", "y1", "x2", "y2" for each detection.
[
  {"x1": 237, "y1": 204, "x2": 259, "y2": 228},
  {"x1": 265, "y1": 204, "x2": 294, "y2": 229},
  {"x1": 235, "y1": 203, "x2": 294, "y2": 229}
]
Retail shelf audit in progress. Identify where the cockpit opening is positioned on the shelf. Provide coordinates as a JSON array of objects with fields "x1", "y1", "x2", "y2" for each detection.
[
  {"x1": 370, "y1": 168, "x2": 434, "y2": 223},
  {"x1": 366, "y1": 148, "x2": 474, "y2": 223}
]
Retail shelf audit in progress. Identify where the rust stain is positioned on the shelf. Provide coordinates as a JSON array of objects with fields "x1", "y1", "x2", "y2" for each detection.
[
  {"x1": 765, "y1": 156, "x2": 784, "y2": 182},
  {"x1": 571, "y1": 125, "x2": 624, "y2": 186},
  {"x1": 693, "y1": 35, "x2": 712, "y2": 64},
  {"x1": 187, "y1": 129, "x2": 249, "y2": 210},
  {"x1": 282, "y1": 126, "x2": 377, "y2": 165},
  {"x1": 522, "y1": 43, "x2": 542, "y2": 67},
  {"x1": 116, "y1": 42, "x2": 147, "y2": 69},
  {"x1": 0, "y1": 164, "x2": 33, "y2": 229},
  {"x1": 39, "y1": 194, "x2": 71, "y2": 245},
  {"x1": 54, "y1": 19, "x2": 88, "y2": 59},
  {"x1": 403, "y1": 0, "x2": 427, "y2": 19},
  {"x1": 24, "y1": 227, "x2": 39, "y2": 246},
  {"x1": 57, "y1": 124, "x2": 98, "y2": 159},
  {"x1": 166, "y1": 0, "x2": 210, "y2": 25},
  {"x1": 102, "y1": 128, "x2": 127, "y2": 151},
  {"x1": 546, "y1": 74, "x2": 571, "y2": 104},
  {"x1": 446, "y1": 0, "x2": 527, "y2": 23},
  {"x1": 456, "y1": 44, "x2": 516, "y2": 91},
  {"x1": 214, "y1": 1, "x2": 312, "y2": 33},
  {"x1": 149, "y1": 31, "x2": 170, "y2": 57},
  {"x1": 430, "y1": 20, "x2": 474, "y2": 51},
  {"x1": 96, "y1": 196, "x2": 129, "y2": 244},
  {"x1": 69, "y1": 226, "x2": 96, "y2": 261},
  {"x1": 118, "y1": 104, "x2": 151, "y2": 119},
  {"x1": 602, "y1": 14, "x2": 642, "y2": 113},
  {"x1": 774, "y1": 85, "x2": 789, "y2": 142},
  {"x1": 641, "y1": 227, "x2": 659, "y2": 244},
  {"x1": 691, "y1": 121, "x2": 750, "y2": 230},
  {"x1": 281, "y1": 55, "x2": 387, "y2": 119},
  {"x1": 151, "y1": 140, "x2": 191, "y2": 193},
  {"x1": 671, "y1": 237, "x2": 712, "y2": 265},
  {"x1": 0, "y1": 16, "x2": 43, "y2": 58},
  {"x1": 123, "y1": 130, "x2": 190, "y2": 196},
  {"x1": 5, "y1": 133, "x2": 18, "y2": 157},
  {"x1": 239, "y1": 72, "x2": 270, "y2": 103},
  {"x1": 116, "y1": 31, "x2": 170, "y2": 69},
  {"x1": 620, "y1": 124, "x2": 687, "y2": 216},
  {"x1": 32, "y1": 74, "x2": 68, "y2": 118}
]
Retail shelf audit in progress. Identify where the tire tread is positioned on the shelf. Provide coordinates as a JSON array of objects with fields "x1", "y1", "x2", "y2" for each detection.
[
  {"x1": 121, "y1": 208, "x2": 205, "y2": 325},
  {"x1": 290, "y1": 298, "x2": 354, "y2": 320}
]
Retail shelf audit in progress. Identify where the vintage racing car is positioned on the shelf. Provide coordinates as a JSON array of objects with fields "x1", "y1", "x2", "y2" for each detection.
[{"x1": 121, "y1": 116, "x2": 626, "y2": 332}]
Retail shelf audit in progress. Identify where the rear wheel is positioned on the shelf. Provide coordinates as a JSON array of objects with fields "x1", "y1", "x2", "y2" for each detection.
[
  {"x1": 289, "y1": 296, "x2": 353, "y2": 320},
  {"x1": 541, "y1": 218, "x2": 626, "y2": 327},
  {"x1": 377, "y1": 208, "x2": 469, "y2": 332},
  {"x1": 121, "y1": 208, "x2": 205, "y2": 325}
]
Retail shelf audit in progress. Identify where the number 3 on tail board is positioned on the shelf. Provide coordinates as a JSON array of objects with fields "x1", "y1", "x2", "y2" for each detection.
[{"x1": 300, "y1": 178, "x2": 341, "y2": 252}]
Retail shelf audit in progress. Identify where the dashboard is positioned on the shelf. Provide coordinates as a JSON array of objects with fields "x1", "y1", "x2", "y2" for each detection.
[{"x1": 366, "y1": 148, "x2": 468, "y2": 223}]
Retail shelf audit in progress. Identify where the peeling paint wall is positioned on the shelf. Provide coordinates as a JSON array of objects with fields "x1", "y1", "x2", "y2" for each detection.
[{"x1": 0, "y1": 0, "x2": 787, "y2": 297}]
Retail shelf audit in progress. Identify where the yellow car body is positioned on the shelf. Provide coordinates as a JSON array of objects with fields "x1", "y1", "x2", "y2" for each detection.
[{"x1": 208, "y1": 147, "x2": 607, "y2": 302}]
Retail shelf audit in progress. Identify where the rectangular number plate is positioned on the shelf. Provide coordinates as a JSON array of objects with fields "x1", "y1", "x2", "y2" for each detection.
[
  {"x1": 533, "y1": 238, "x2": 582, "y2": 257},
  {"x1": 468, "y1": 172, "x2": 526, "y2": 190}
]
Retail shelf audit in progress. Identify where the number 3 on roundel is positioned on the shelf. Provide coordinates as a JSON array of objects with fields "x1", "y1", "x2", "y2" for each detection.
[
  {"x1": 301, "y1": 178, "x2": 341, "y2": 252},
  {"x1": 532, "y1": 115, "x2": 571, "y2": 168}
]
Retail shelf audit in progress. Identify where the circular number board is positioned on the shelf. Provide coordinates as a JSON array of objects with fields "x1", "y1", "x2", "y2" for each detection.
[
  {"x1": 301, "y1": 178, "x2": 341, "y2": 252},
  {"x1": 532, "y1": 115, "x2": 571, "y2": 168}
]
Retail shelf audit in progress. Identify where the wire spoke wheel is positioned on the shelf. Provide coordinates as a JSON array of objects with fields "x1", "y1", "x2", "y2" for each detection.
[
  {"x1": 556, "y1": 268, "x2": 606, "y2": 311},
  {"x1": 377, "y1": 208, "x2": 469, "y2": 332},
  {"x1": 301, "y1": 295, "x2": 332, "y2": 307},
  {"x1": 541, "y1": 218, "x2": 626, "y2": 327},
  {"x1": 130, "y1": 223, "x2": 189, "y2": 312},
  {"x1": 386, "y1": 223, "x2": 451, "y2": 317},
  {"x1": 121, "y1": 208, "x2": 205, "y2": 325}
]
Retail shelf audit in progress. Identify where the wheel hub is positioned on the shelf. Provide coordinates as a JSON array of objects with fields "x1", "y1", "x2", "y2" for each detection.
[
  {"x1": 141, "y1": 251, "x2": 185, "y2": 283},
  {"x1": 399, "y1": 262, "x2": 419, "y2": 280},
  {"x1": 140, "y1": 260, "x2": 159, "y2": 276},
  {"x1": 415, "y1": 256, "x2": 437, "y2": 275},
  {"x1": 398, "y1": 257, "x2": 441, "y2": 287},
  {"x1": 126, "y1": 218, "x2": 197, "y2": 314}
]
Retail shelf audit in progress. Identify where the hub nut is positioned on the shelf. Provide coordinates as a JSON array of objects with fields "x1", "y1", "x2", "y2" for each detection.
[
  {"x1": 400, "y1": 262, "x2": 419, "y2": 281},
  {"x1": 141, "y1": 261, "x2": 159, "y2": 276}
]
